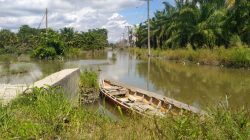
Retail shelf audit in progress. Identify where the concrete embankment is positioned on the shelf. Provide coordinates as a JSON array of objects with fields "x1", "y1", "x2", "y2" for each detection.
[
  {"x1": 0, "y1": 84, "x2": 28, "y2": 104},
  {"x1": 0, "y1": 68, "x2": 80, "y2": 104}
]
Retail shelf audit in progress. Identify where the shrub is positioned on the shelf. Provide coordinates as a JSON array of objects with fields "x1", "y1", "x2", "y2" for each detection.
[
  {"x1": 46, "y1": 40, "x2": 65, "y2": 56},
  {"x1": 32, "y1": 46, "x2": 57, "y2": 59}
]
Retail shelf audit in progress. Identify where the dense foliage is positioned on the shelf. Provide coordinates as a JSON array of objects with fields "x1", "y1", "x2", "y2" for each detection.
[
  {"x1": 136, "y1": 0, "x2": 250, "y2": 49},
  {"x1": 0, "y1": 25, "x2": 108, "y2": 59}
]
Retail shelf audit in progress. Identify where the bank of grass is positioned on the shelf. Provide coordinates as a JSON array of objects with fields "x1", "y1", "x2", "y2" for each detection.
[
  {"x1": 0, "y1": 88, "x2": 249, "y2": 139},
  {"x1": 129, "y1": 47, "x2": 250, "y2": 68},
  {"x1": 0, "y1": 70, "x2": 249, "y2": 139},
  {"x1": 64, "y1": 48, "x2": 83, "y2": 58}
]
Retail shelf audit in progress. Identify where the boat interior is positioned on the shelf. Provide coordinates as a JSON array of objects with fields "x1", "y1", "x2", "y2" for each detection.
[{"x1": 101, "y1": 80, "x2": 180, "y2": 116}]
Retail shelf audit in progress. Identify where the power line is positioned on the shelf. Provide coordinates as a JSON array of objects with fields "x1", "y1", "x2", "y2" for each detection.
[
  {"x1": 37, "y1": 8, "x2": 48, "y2": 30},
  {"x1": 37, "y1": 12, "x2": 46, "y2": 29}
]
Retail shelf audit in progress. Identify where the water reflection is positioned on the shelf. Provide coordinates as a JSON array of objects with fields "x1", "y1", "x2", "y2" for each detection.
[
  {"x1": 0, "y1": 62, "x2": 42, "y2": 84},
  {"x1": 0, "y1": 50, "x2": 249, "y2": 108},
  {"x1": 137, "y1": 59, "x2": 250, "y2": 108}
]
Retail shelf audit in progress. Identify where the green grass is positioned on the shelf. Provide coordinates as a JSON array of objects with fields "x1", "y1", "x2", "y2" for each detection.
[
  {"x1": 79, "y1": 70, "x2": 99, "y2": 89},
  {"x1": 0, "y1": 86, "x2": 249, "y2": 139},
  {"x1": 0, "y1": 70, "x2": 249, "y2": 139},
  {"x1": 79, "y1": 71, "x2": 99, "y2": 104},
  {"x1": 129, "y1": 47, "x2": 250, "y2": 68}
]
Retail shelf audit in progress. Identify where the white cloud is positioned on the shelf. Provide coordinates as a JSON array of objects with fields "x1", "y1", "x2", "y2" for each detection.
[{"x1": 0, "y1": 0, "x2": 145, "y2": 42}]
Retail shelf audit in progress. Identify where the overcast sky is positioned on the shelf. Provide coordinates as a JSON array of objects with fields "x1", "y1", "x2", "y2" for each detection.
[{"x1": 0, "y1": 0, "x2": 175, "y2": 42}]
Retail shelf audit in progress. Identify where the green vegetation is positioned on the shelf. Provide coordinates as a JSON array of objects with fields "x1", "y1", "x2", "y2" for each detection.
[
  {"x1": 0, "y1": 87, "x2": 249, "y2": 139},
  {"x1": 130, "y1": 47, "x2": 250, "y2": 68},
  {"x1": 0, "y1": 71, "x2": 249, "y2": 139},
  {"x1": 136, "y1": 0, "x2": 250, "y2": 49},
  {"x1": 134, "y1": 0, "x2": 250, "y2": 67},
  {"x1": 79, "y1": 71, "x2": 99, "y2": 104},
  {"x1": 79, "y1": 70, "x2": 99, "y2": 89},
  {"x1": 0, "y1": 25, "x2": 108, "y2": 59}
]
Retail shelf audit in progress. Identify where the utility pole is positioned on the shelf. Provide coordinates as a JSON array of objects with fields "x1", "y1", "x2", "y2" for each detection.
[
  {"x1": 45, "y1": 8, "x2": 48, "y2": 33},
  {"x1": 147, "y1": 0, "x2": 151, "y2": 57},
  {"x1": 125, "y1": 26, "x2": 131, "y2": 47},
  {"x1": 122, "y1": 33, "x2": 125, "y2": 47}
]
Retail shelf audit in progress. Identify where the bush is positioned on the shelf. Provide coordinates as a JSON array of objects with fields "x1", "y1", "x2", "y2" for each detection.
[
  {"x1": 30, "y1": 29, "x2": 65, "y2": 60},
  {"x1": 46, "y1": 40, "x2": 65, "y2": 56},
  {"x1": 32, "y1": 46, "x2": 57, "y2": 59}
]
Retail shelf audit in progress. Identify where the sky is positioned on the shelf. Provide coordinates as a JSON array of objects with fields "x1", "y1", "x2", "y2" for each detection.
[{"x1": 0, "y1": 0, "x2": 175, "y2": 42}]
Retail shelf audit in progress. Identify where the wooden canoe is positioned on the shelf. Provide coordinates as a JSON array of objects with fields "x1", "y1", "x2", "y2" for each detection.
[{"x1": 99, "y1": 79, "x2": 206, "y2": 117}]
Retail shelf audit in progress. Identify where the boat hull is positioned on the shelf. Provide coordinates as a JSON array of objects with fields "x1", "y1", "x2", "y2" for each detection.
[{"x1": 99, "y1": 79, "x2": 206, "y2": 116}]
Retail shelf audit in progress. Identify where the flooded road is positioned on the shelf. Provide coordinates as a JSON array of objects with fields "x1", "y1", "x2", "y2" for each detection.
[{"x1": 0, "y1": 49, "x2": 249, "y2": 109}]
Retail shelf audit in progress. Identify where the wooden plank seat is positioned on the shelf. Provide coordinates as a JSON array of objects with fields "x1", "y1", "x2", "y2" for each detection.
[
  {"x1": 105, "y1": 88, "x2": 127, "y2": 93},
  {"x1": 117, "y1": 98, "x2": 137, "y2": 105},
  {"x1": 104, "y1": 85, "x2": 123, "y2": 90},
  {"x1": 117, "y1": 98, "x2": 129, "y2": 103},
  {"x1": 128, "y1": 95, "x2": 143, "y2": 102},
  {"x1": 139, "y1": 104, "x2": 156, "y2": 111},
  {"x1": 126, "y1": 102, "x2": 151, "y2": 112}
]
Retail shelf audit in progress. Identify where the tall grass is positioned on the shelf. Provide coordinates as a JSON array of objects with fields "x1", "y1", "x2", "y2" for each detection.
[
  {"x1": 79, "y1": 70, "x2": 98, "y2": 89},
  {"x1": 0, "y1": 70, "x2": 249, "y2": 139},
  {"x1": 0, "y1": 86, "x2": 249, "y2": 139},
  {"x1": 129, "y1": 47, "x2": 250, "y2": 68}
]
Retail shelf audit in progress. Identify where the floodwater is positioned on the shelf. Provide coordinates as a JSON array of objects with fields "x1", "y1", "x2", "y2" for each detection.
[{"x1": 0, "y1": 49, "x2": 249, "y2": 109}]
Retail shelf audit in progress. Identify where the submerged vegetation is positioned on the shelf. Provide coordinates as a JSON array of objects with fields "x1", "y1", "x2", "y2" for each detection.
[
  {"x1": 0, "y1": 79, "x2": 249, "y2": 139},
  {"x1": 130, "y1": 47, "x2": 250, "y2": 68},
  {"x1": 0, "y1": 25, "x2": 108, "y2": 59}
]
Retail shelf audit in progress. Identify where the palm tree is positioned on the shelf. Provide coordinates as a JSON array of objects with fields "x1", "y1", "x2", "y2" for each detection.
[{"x1": 135, "y1": 0, "x2": 249, "y2": 49}]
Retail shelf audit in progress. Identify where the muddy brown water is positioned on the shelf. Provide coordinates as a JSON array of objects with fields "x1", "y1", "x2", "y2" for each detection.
[{"x1": 0, "y1": 49, "x2": 249, "y2": 112}]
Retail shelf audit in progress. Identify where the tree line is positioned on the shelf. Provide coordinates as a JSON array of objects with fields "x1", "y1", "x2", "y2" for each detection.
[
  {"x1": 135, "y1": 0, "x2": 250, "y2": 49},
  {"x1": 0, "y1": 25, "x2": 108, "y2": 59}
]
